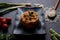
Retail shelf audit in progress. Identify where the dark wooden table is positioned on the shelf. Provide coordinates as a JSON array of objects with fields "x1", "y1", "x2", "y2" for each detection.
[{"x1": 0, "y1": 0, "x2": 60, "y2": 40}]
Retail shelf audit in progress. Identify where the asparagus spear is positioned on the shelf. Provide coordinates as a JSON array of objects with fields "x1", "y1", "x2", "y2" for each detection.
[
  {"x1": 0, "y1": 34, "x2": 15, "y2": 40},
  {"x1": 7, "y1": 34, "x2": 15, "y2": 40},
  {"x1": 50, "y1": 28, "x2": 60, "y2": 40},
  {"x1": 0, "y1": 34, "x2": 6, "y2": 40},
  {"x1": 0, "y1": 6, "x2": 23, "y2": 16},
  {"x1": 51, "y1": 34, "x2": 58, "y2": 40},
  {"x1": 0, "y1": 34, "x2": 1, "y2": 40},
  {"x1": 0, "y1": 3, "x2": 23, "y2": 9},
  {"x1": 6, "y1": 34, "x2": 15, "y2": 40}
]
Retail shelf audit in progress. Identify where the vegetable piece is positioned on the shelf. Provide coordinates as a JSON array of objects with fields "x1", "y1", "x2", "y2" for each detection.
[
  {"x1": 6, "y1": 17, "x2": 11, "y2": 22},
  {"x1": 1, "y1": 34, "x2": 6, "y2": 40},
  {"x1": 50, "y1": 28, "x2": 60, "y2": 40},
  {"x1": 0, "y1": 34, "x2": 1, "y2": 40},
  {"x1": 0, "y1": 17, "x2": 4, "y2": 26},
  {"x1": 2, "y1": 24, "x2": 8, "y2": 29},
  {"x1": 0, "y1": 34, "x2": 15, "y2": 40},
  {"x1": 6, "y1": 17, "x2": 12, "y2": 25},
  {"x1": 0, "y1": 6, "x2": 22, "y2": 16},
  {"x1": 0, "y1": 23, "x2": 1, "y2": 27},
  {"x1": 51, "y1": 34, "x2": 58, "y2": 40},
  {"x1": 0, "y1": 17, "x2": 4, "y2": 21},
  {"x1": 7, "y1": 34, "x2": 15, "y2": 40},
  {"x1": 0, "y1": 3, "x2": 23, "y2": 9},
  {"x1": 1, "y1": 18, "x2": 6, "y2": 24},
  {"x1": 0, "y1": 3, "x2": 10, "y2": 8}
]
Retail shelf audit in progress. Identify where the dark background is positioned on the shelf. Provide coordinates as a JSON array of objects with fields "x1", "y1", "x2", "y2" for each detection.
[{"x1": 0, "y1": 0, "x2": 60, "y2": 40}]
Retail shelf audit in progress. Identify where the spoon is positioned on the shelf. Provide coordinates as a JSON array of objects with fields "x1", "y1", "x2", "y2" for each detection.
[
  {"x1": 54, "y1": 0, "x2": 60, "y2": 10},
  {"x1": 47, "y1": 0, "x2": 60, "y2": 20}
]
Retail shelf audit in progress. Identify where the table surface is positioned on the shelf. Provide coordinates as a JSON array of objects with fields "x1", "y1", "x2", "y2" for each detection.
[{"x1": 0, "y1": 0, "x2": 60, "y2": 40}]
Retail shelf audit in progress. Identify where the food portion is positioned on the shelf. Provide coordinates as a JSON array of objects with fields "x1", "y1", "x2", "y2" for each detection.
[
  {"x1": 20, "y1": 10, "x2": 39, "y2": 29},
  {"x1": 47, "y1": 9, "x2": 56, "y2": 20},
  {"x1": 0, "y1": 17, "x2": 12, "y2": 31},
  {"x1": 49, "y1": 28, "x2": 60, "y2": 40}
]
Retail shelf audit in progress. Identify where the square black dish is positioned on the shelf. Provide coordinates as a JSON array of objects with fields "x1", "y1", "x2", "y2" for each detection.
[{"x1": 13, "y1": 6, "x2": 46, "y2": 35}]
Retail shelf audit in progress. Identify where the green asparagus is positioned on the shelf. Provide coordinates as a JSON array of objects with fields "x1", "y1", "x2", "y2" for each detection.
[
  {"x1": 0, "y1": 34, "x2": 6, "y2": 40},
  {"x1": 51, "y1": 34, "x2": 58, "y2": 40},
  {"x1": 0, "y1": 34, "x2": 15, "y2": 40},
  {"x1": 7, "y1": 34, "x2": 15, "y2": 40},
  {"x1": 50, "y1": 28, "x2": 60, "y2": 40}
]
